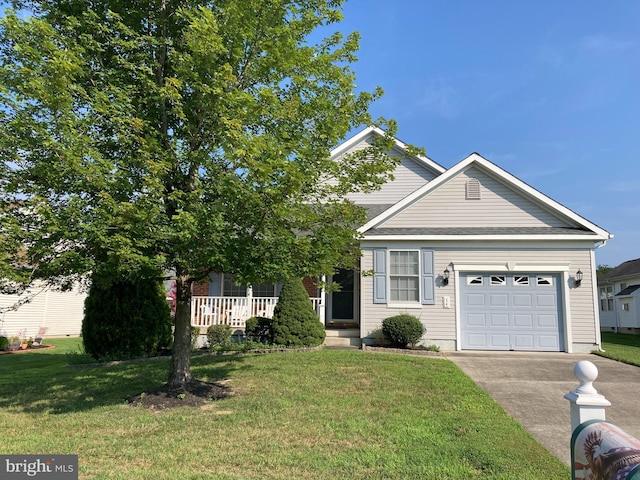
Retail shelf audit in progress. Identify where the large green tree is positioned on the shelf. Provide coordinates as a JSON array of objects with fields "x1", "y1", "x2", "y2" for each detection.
[{"x1": 0, "y1": 0, "x2": 415, "y2": 386}]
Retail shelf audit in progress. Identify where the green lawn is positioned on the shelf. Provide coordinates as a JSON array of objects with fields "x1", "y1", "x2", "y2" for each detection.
[
  {"x1": 0, "y1": 339, "x2": 569, "y2": 479},
  {"x1": 596, "y1": 331, "x2": 640, "y2": 366}
]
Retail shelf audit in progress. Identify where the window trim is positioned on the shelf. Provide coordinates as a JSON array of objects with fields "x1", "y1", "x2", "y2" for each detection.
[{"x1": 372, "y1": 248, "x2": 435, "y2": 306}]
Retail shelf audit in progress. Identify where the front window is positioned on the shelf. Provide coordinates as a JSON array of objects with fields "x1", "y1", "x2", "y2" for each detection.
[
  {"x1": 390, "y1": 250, "x2": 420, "y2": 302},
  {"x1": 599, "y1": 286, "x2": 613, "y2": 311},
  {"x1": 223, "y1": 274, "x2": 247, "y2": 297},
  {"x1": 252, "y1": 283, "x2": 276, "y2": 297}
]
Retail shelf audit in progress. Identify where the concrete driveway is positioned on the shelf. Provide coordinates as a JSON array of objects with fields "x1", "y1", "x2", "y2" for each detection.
[{"x1": 447, "y1": 351, "x2": 640, "y2": 466}]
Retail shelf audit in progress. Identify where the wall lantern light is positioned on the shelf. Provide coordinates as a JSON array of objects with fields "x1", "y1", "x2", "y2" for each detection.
[
  {"x1": 443, "y1": 268, "x2": 450, "y2": 286},
  {"x1": 575, "y1": 269, "x2": 583, "y2": 287}
]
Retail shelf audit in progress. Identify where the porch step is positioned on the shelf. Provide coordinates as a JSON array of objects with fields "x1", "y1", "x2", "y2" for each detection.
[{"x1": 324, "y1": 329, "x2": 361, "y2": 348}]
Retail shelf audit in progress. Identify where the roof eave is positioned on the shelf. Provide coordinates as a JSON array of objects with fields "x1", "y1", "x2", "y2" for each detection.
[{"x1": 361, "y1": 234, "x2": 608, "y2": 241}]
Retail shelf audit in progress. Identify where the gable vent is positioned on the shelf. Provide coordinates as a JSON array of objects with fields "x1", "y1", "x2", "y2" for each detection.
[{"x1": 465, "y1": 179, "x2": 481, "y2": 200}]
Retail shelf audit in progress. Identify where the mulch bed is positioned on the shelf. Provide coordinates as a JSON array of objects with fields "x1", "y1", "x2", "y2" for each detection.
[
  {"x1": 362, "y1": 344, "x2": 447, "y2": 357},
  {"x1": 0, "y1": 344, "x2": 55, "y2": 355},
  {"x1": 127, "y1": 379, "x2": 230, "y2": 410}
]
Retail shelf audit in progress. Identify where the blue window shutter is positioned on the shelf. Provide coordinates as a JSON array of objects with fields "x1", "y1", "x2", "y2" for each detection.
[
  {"x1": 208, "y1": 273, "x2": 221, "y2": 296},
  {"x1": 373, "y1": 249, "x2": 387, "y2": 304},
  {"x1": 421, "y1": 250, "x2": 435, "y2": 305}
]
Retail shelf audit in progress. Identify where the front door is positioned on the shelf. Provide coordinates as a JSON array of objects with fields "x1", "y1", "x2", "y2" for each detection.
[{"x1": 328, "y1": 269, "x2": 358, "y2": 328}]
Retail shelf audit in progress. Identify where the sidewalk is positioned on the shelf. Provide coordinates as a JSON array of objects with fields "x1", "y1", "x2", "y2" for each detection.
[{"x1": 447, "y1": 352, "x2": 640, "y2": 465}]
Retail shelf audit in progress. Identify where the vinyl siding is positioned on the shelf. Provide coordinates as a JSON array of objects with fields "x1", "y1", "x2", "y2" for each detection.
[
  {"x1": 382, "y1": 167, "x2": 579, "y2": 228},
  {"x1": 0, "y1": 283, "x2": 85, "y2": 338},
  {"x1": 328, "y1": 134, "x2": 440, "y2": 205},
  {"x1": 360, "y1": 243, "x2": 597, "y2": 349}
]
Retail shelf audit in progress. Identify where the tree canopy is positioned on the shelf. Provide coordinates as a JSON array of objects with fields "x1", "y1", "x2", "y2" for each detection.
[{"x1": 0, "y1": 0, "x2": 415, "y2": 384}]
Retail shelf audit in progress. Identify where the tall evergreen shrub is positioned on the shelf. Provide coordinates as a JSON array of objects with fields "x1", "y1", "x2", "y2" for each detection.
[
  {"x1": 271, "y1": 278, "x2": 325, "y2": 347},
  {"x1": 82, "y1": 274, "x2": 172, "y2": 360}
]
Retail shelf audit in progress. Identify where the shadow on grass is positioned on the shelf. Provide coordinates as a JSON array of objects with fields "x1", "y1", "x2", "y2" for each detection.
[{"x1": 0, "y1": 350, "x2": 249, "y2": 414}]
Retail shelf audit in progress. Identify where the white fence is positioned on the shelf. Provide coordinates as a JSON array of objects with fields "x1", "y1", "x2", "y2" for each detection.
[{"x1": 191, "y1": 296, "x2": 322, "y2": 329}]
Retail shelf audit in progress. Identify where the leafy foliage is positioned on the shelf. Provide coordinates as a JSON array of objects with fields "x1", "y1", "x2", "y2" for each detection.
[
  {"x1": 82, "y1": 274, "x2": 172, "y2": 360},
  {"x1": 0, "y1": 0, "x2": 418, "y2": 384},
  {"x1": 206, "y1": 324, "x2": 232, "y2": 349},
  {"x1": 597, "y1": 265, "x2": 613, "y2": 278},
  {"x1": 244, "y1": 316, "x2": 272, "y2": 343},
  {"x1": 271, "y1": 278, "x2": 325, "y2": 347},
  {"x1": 0, "y1": 336, "x2": 8, "y2": 350},
  {"x1": 382, "y1": 314, "x2": 425, "y2": 347}
]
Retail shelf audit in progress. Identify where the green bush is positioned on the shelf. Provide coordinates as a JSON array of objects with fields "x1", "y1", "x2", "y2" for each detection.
[
  {"x1": 191, "y1": 326, "x2": 201, "y2": 350},
  {"x1": 271, "y1": 278, "x2": 325, "y2": 347},
  {"x1": 245, "y1": 316, "x2": 272, "y2": 343},
  {"x1": 0, "y1": 336, "x2": 8, "y2": 350},
  {"x1": 207, "y1": 324, "x2": 232, "y2": 349},
  {"x1": 382, "y1": 314, "x2": 425, "y2": 348},
  {"x1": 82, "y1": 273, "x2": 173, "y2": 361}
]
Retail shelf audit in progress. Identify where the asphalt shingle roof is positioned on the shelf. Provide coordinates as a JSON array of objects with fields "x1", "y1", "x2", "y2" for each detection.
[
  {"x1": 615, "y1": 284, "x2": 640, "y2": 296},
  {"x1": 600, "y1": 258, "x2": 640, "y2": 282},
  {"x1": 363, "y1": 226, "x2": 592, "y2": 236}
]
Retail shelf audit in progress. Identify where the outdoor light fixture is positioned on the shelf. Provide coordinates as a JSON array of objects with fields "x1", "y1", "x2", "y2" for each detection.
[
  {"x1": 443, "y1": 268, "x2": 450, "y2": 286},
  {"x1": 575, "y1": 269, "x2": 583, "y2": 287}
]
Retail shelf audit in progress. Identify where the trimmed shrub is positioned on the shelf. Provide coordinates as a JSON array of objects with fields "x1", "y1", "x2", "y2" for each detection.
[
  {"x1": 382, "y1": 314, "x2": 425, "y2": 347},
  {"x1": 271, "y1": 278, "x2": 325, "y2": 347},
  {"x1": 0, "y1": 336, "x2": 8, "y2": 350},
  {"x1": 82, "y1": 274, "x2": 173, "y2": 361},
  {"x1": 245, "y1": 316, "x2": 272, "y2": 343},
  {"x1": 207, "y1": 324, "x2": 232, "y2": 349},
  {"x1": 191, "y1": 326, "x2": 201, "y2": 350}
]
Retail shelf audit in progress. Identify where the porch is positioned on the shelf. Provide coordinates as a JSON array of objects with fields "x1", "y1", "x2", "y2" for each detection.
[{"x1": 191, "y1": 296, "x2": 324, "y2": 330}]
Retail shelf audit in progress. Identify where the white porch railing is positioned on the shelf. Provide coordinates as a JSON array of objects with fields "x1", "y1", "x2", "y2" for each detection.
[{"x1": 191, "y1": 296, "x2": 323, "y2": 329}]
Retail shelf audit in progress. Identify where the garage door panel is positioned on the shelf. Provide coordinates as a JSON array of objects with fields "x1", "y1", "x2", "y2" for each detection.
[
  {"x1": 513, "y1": 334, "x2": 535, "y2": 349},
  {"x1": 489, "y1": 294, "x2": 508, "y2": 307},
  {"x1": 466, "y1": 314, "x2": 486, "y2": 327},
  {"x1": 466, "y1": 334, "x2": 489, "y2": 348},
  {"x1": 536, "y1": 294, "x2": 556, "y2": 307},
  {"x1": 489, "y1": 334, "x2": 510, "y2": 349},
  {"x1": 538, "y1": 336, "x2": 560, "y2": 350},
  {"x1": 537, "y1": 314, "x2": 558, "y2": 328},
  {"x1": 513, "y1": 294, "x2": 533, "y2": 307},
  {"x1": 514, "y1": 314, "x2": 533, "y2": 327},
  {"x1": 461, "y1": 273, "x2": 563, "y2": 351},
  {"x1": 466, "y1": 294, "x2": 485, "y2": 306},
  {"x1": 489, "y1": 314, "x2": 509, "y2": 327}
]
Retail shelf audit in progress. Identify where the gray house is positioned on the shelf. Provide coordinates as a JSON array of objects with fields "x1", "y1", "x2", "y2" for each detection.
[
  {"x1": 598, "y1": 259, "x2": 640, "y2": 334},
  {"x1": 192, "y1": 127, "x2": 613, "y2": 353}
]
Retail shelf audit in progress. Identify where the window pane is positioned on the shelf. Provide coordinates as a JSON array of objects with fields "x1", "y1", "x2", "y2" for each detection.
[
  {"x1": 390, "y1": 276, "x2": 419, "y2": 302},
  {"x1": 491, "y1": 276, "x2": 506, "y2": 285},
  {"x1": 223, "y1": 274, "x2": 247, "y2": 297},
  {"x1": 252, "y1": 283, "x2": 275, "y2": 297},
  {"x1": 514, "y1": 276, "x2": 529, "y2": 286},
  {"x1": 390, "y1": 251, "x2": 419, "y2": 275}
]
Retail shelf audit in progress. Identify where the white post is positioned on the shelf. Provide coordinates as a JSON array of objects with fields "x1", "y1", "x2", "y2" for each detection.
[
  {"x1": 319, "y1": 275, "x2": 326, "y2": 326},
  {"x1": 564, "y1": 360, "x2": 611, "y2": 434}
]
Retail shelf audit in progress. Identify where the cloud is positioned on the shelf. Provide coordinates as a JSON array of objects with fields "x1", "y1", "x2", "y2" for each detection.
[
  {"x1": 417, "y1": 81, "x2": 459, "y2": 119},
  {"x1": 604, "y1": 180, "x2": 640, "y2": 193},
  {"x1": 580, "y1": 35, "x2": 637, "y2": 54}
]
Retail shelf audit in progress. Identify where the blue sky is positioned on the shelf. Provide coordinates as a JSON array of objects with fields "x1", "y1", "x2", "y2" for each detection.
[{"x1": 335, "y1": 1, "x2": 640, "y2": 268}]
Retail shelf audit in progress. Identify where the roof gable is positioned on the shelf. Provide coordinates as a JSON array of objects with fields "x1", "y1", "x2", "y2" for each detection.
[
  {"x1": 331, "y1": 127, "x2": 446, "y2": 205},
  {"x1": 331, "y1": 126, "x2": 446, "y2": 175},
  {"x1": 360, "y1": 153, "x2": 612, "y2": 240}
]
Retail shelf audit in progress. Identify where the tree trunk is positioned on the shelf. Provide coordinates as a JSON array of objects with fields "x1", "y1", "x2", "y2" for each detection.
[{"x1": 167, "y1": 274, "x2": 193, "y2": 386}]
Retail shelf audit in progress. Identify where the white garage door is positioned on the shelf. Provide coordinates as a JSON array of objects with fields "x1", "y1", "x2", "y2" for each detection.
[{"x1": 460, "y1": 273, "x2": 564, "y2": 351}]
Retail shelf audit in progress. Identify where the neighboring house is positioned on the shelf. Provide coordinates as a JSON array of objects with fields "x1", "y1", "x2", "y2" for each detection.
[
  {"x1": 598, "y1": 259, "x2": 640, "y2": 334},
  {"x1": 192, "y1": 127, "x2": 613, "y2": 352},
  {"x1": 0, "y1": 282, "x2": 86, "y2": 339}
]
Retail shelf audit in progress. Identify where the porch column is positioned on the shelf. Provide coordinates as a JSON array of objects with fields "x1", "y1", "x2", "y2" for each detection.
[{"x1": 319, "y1": 275, "x2": 326, "y2": 326}]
